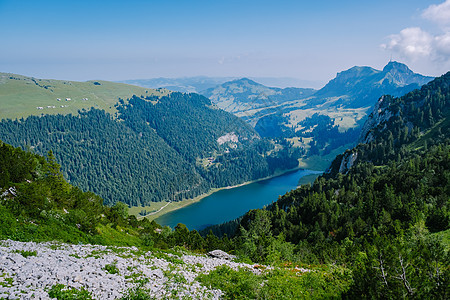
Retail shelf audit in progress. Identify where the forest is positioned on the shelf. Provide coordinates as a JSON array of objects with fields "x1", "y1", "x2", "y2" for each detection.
[{"x1": 0, "y1": 92, "x2": 300, "y2": 206}]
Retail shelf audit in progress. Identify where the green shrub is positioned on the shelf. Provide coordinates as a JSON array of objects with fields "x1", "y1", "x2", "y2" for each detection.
[
  {"x1": 197, "y1": 264, "x2": 353, "y2": 299},
  {"x1": 197, "y1": 265, "x2": 261, "y2": 299},
  {"x1": 14, "y1": 250, "x2": 37, "y2": 258},
  {"x1": 48, "y1": 284, "x2": 93, "y2": 300},
  {"x1": 104, "y1": 261, "x2": 119, "y2": 274}
]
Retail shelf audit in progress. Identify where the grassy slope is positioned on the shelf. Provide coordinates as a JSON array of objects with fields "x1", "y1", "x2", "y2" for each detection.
[{"x1": 0, "y1": 72, "x2": 170, "y2": 120}]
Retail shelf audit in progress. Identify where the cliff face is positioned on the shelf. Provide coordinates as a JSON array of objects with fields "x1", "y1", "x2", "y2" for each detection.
[
  {"x1": 338, "y1": 152, "x2": 358, "y2": 174},
  {"x1": 359, "y1": 95, "x2": 396, "y2": 144}
]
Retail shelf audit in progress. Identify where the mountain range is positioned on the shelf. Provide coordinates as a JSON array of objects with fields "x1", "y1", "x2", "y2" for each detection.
[
  {"x1": 218, "y1": 62, "x2": 435, "y2": 159},
  {"x1": 201, "y1": 78, "x2": 316, "y2": 114},
  {"x1": 118, "y1": 76, "x2": 321, "y2": 93},
  {"x1": 0, "y1": 62, "x2": 435, "y2": 206},
  {"x1": 314, "y1": 61, "x2": 434, "y2": 108}
]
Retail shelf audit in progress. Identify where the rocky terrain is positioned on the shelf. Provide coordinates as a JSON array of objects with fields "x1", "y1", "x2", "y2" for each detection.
[{"x1": 0, "y1": 240, "x2": 267, "y2": 299}]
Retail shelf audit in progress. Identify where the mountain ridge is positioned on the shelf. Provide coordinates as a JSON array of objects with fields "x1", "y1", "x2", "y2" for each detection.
[
  {"x1": 314, "y1": 61, "x2": 434, "y2": 108},
  {"x1": 201, "y1": 78, "x2": 316, "y2": 113}
]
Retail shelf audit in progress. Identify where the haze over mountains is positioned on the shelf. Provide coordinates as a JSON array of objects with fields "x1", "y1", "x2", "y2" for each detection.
[
  {"x1": 120, "y1": 62, "x2": 433, "y2": 135},
  {"x1": 201, "y1": 78, "x2": 316, "y2": 114},
  {"x1": 119, "y1": 77, "x2": 322, "y2": 93}
]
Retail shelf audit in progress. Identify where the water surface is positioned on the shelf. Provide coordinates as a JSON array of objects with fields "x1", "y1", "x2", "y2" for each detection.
[{"x1": 155, "y1": 169, "x2": 321, "y2": 230}]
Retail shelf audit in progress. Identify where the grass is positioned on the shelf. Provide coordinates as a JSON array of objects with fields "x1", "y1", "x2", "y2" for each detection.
[
  {"x1": 0, "y1": 274, "x2": 14, "y2": 288},
  {"x1": 104, "y1": 261, "x2": 120, "y2": 274},
  {"x1": 298, "y1": 144, "x2": 354, "y2": 171},
  {"x1": 0, "y1": 72, "x2": 170, "y2": 120},
  {"x1": 128, "y1": 202, "x2": 170, "y2": 218},
  {"x1": 93, "y1": 224, "x2": 143, "y2": 247},
  {"x1": 196, "y1": 264, "x2": 353, "y2": 299},
  {"x1": 408, "y1": 117, "x2": 450, "y2": 150},
  {"x1": 48, "y1": 284, "x2": 93, "y2": 300},
  {"x1": 14, "y1": 250, "x2": 37, "y2": 258}
]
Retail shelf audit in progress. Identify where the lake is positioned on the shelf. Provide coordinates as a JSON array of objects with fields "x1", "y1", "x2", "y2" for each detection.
[{"x1": 155, "y1": 169, "x2": 322, "y2": 231}]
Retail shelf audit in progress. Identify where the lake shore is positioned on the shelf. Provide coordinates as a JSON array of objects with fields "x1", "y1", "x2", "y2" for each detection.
[{"x1": 135, "y1": 166, "x2": 308, "y2": 222}]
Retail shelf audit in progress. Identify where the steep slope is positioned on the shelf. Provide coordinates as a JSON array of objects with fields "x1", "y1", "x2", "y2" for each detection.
[
  {"x1": 0, "y1": 140, "x2": 350, "y2": 299},
  {"x1": 201, "y1": 78, "x2": 315, "y2": 113},
  {"x1": 329, "y1": 71, "x2": 449, "y2": 174},
  {"x1": 0, "y1": 73, "x2": 168, "y2": 120}
]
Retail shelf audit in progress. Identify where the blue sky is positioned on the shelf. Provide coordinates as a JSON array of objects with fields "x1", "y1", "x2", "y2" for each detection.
[{"x1": 0, "y1": 0, "x2": 449, "y2": 86}]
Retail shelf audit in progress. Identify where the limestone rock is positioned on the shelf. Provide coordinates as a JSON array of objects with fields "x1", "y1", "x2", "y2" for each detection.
[{"x1": 207, "y1": 249, "x2": 236, "y2": 260}]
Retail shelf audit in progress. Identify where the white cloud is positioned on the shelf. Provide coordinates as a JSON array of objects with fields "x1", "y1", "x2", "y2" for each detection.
[
  {"x1": 435, "y1": 32, "x2": 450, "y2": 57},
  {"x1": 422, "y1": 0, "x2": 450, "y2": 27},
  {"x1": 382, "y1": 27, "x2": 432, "y2": 60},
  {"x1": 382, "y1": 1, "x2": 450, "y2": 67}
]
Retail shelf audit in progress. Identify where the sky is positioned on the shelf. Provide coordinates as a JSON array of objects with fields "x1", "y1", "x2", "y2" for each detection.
[{"x1": 0, "y1": 0, "x2": 449, "y2": 87}]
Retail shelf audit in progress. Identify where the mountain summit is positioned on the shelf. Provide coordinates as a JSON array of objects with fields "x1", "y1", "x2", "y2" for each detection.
[
  {"x1": 315, "y1": 61, "x2": 434, "y2": 108},
  {"x1": 381, "y1": 61, "x2": 431, "y2": 86}
]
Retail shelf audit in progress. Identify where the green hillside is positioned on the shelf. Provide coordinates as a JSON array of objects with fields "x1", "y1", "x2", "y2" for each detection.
[
  {"x1": 0, "y1": 82, "x2": 301, "y2": 206},
  {"x1": 0, "y1": 73, "x2": 169, "y2": 120}
]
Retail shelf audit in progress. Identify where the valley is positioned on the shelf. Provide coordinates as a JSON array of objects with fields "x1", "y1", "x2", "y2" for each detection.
[
  {"x1": 1, "y1": 0, "x2": 449, "y2": 298},
  {"x1": 0, "y1": 70, "x2": 448, "y2": 299}
]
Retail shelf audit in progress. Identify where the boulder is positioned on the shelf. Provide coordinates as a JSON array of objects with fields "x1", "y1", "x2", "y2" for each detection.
[{"x1": 207, "y1": 250, "x2": 235, "y2": 260}]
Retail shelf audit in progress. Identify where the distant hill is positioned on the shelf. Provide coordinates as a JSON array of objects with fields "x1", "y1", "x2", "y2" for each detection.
[
  {"x1": 118, "y1": 76, "x2": 318, "y2": 93},
  {"x1": 0, "y1": 73, "x2": 168, "y2": 120},
  {"x1": 118, "y1": 76, "x2": 237, "y2": 93},
  {"x1": 201, "y1": 78, "x2": 316, "y2": 113}
]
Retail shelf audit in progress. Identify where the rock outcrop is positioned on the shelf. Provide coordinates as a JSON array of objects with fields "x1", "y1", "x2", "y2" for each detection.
[{"x1": 207, "y1": 250, "x2": 236, "y2": 261}]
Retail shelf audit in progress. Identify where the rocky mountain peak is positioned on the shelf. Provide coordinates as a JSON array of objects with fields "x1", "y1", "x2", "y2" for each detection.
[{"x1": 382, "y1": 61, "x2": 413, "y2": 75}]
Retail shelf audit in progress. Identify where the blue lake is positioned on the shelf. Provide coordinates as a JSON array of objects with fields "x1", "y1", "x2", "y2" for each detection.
[{"x1": 155, "y1": 169, "x2": 322, "y2": 231}]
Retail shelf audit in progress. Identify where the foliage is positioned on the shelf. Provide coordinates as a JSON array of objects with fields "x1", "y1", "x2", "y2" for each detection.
[
  {"x1": 195, "y1": 73, "x2": 450, "y2": 298},
  {"x1": 14, "y1": 250, "x2": 37, "y2": 258},
  {"x1": 47, "y1": 284, "x2": 93, "y2": 300},
  {"x1": 196, "y1": 265, "x2": 352, "y2": 299},
  {"x1": 104, "y1": 261, "x2": 119, "y2": 274}
]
